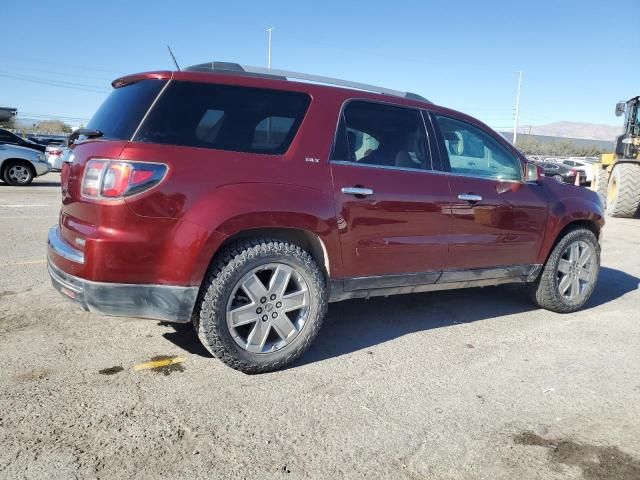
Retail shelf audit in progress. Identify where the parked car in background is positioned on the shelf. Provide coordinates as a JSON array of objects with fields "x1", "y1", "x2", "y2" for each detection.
[
  {"x1": 0, "y1": 143, "x2": 50, "y2": 185},
  {"x1": 539, "y1": 162, "x2": 578, "y2": 183},
  {"x1": 0, "y1": 128, "x2": 46, "y2": 152},
  {"x1": 48, "y1": 62, "x2": 604, "y2": 373},
  {"x1": 28, "y1": 135, "x2": 67, "y2": 146},
  {"x1": 45, "y1": 144, "x2": 67, "y2": 171},
  {"x1": 560, "y1": 158, "x2": 595, "y2": 184}
]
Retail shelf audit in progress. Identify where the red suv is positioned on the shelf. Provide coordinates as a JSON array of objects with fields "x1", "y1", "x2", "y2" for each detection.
[{"x1": 48, "y1": 62, "x2": 604, "y2": 373}]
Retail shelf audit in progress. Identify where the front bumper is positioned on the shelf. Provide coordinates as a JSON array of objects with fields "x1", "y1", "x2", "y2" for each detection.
[
  {"x1": 33, "y1": 161, "x2": 51, "y2": 176},
  {"x1": 47, "y1": 227, "x2": 198, "y2": 323}
]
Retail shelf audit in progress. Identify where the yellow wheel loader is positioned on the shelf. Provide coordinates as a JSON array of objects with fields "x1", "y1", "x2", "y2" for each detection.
[{"x1": 592, "y1": 96, "x2": 640, "y2": 217}]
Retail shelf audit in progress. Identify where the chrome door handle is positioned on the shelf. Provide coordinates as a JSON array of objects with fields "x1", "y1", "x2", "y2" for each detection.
[
  {"x1": 458, "y1": 193, "x2": 482, "y2": 202},
  {"x1": 342, "y1": 187, "x2": 374, "y2": 196}
]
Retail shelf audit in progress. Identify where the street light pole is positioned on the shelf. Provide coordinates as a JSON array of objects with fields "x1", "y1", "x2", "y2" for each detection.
[
  {"x1": 266, "y1": 27, "x2": 274, "y2": 69},
  {"x1": 513, "y1": 70, "x2": 523, "y2": 145}
]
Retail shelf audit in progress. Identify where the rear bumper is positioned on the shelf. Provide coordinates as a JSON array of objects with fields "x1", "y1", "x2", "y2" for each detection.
[{"x1": 47, "y1": 235, "x2": 198, "y2": 323}]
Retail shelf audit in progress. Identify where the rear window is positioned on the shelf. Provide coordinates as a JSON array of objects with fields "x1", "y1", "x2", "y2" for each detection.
[
  {"x1": 86, "y1": 79, "x2": 166, "y2": 140},
  {"x1": 134, "y1": 82, "x2": 311, "y2": 155}
]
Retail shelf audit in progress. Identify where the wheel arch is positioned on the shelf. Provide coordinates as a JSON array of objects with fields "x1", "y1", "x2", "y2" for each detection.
[
  {"x1": 214, "y1": 227, "x2": 332, "y2": 281},
  {"x1": 1, "y1": 158, "x2": 36, "y2": 177},
  {"x1": 541, "y1": 218, "x2": 601, "y2": 268}
]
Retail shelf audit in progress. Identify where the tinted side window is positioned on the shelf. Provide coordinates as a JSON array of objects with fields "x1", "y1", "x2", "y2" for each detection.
[
  {"x1": 435, "y1": 115, "x2": 521, "y2": 181},
  {"x1": 86, "y1": 79, "x2": 166, "y2": 140},
  {"x1": 332, "y1": 101, "x2": 431, "y2": 170},
  {"x1": 136, "y1": 82, "x2": 310, "y2": 155}
]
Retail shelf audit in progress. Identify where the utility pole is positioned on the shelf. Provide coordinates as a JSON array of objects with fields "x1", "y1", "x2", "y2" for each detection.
[
  {"x1": 266, "y1": 27, "x2": 274, "y2": 69},
  {"x1": 512, "y1": 70, "x2": 523, "y2": 145}
]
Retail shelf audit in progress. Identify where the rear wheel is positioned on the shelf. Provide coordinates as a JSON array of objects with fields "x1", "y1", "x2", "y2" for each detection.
[
  {"x1": 606, "y1": 163, "x2": 640, "y2": 218},
  {"x1": 552, "y1": 174, "x2": 564, "y2": 182},
  {"x1": 3, "y1": 161, "x2": 34, "y2": 186},
  {"x1": 194, "y1": 239, "x2": 327, "y2": 373},
  {"x1": 530, "y1": 227, "x2": 600, "y2": 313}
]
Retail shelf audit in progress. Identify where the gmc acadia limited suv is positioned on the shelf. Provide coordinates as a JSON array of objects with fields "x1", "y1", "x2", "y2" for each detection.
[{"x1": 47, "y1": 62, "x2": 604, "y2": 373}]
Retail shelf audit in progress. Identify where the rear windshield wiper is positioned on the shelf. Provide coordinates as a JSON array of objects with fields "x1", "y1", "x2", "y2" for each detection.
[{"x1": 68, "y1": 128, "x2": 103, "y2": 145}]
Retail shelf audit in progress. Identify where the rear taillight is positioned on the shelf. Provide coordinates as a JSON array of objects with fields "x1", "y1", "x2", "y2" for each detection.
[{"x1": 81, "y1": 159, "x2": 167, "y2": 199}]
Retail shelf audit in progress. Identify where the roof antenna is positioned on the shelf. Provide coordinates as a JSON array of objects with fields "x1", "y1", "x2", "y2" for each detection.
[{"x1": 167, "y1": 45, "x2": 180, "y2": 71}]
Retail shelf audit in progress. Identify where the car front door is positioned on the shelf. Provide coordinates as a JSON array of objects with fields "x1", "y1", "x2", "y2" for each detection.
[
  {"x1": 430, "y1": 113, "x2": 548, "y2": 272},
  {"x1": 330, "y1": 100, "x2": 451, "y2": 287}
]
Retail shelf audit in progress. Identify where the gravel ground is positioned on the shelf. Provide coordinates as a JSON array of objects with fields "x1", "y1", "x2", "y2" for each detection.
[{"x1": 1, "y1": 173, "x2": 639, "y2": 480}]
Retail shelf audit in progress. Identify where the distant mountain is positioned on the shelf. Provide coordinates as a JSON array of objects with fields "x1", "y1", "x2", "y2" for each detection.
[{"x1": 527, "y1": 122, "x2": 621, "y2": 141}]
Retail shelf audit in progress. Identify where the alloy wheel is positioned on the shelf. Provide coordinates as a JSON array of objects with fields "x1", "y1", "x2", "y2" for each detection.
[
  {"x1": 7, "y1": 165, "x2": 31, "y2": 184},
  {"x1": 555, "y1": 240, "x2": 596, "y2": 301},
  {"x1": 226, "y1": 263, "x2": 310, "y2": 354}
]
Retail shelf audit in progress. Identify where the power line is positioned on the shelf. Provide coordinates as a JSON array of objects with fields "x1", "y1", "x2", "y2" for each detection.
[
  {"x1": 1, "y1": 64, "x2": 114, "y2": 83},
  {"x1": 0, "y1": 71, "x2": 110, "y2": 94},
  {"x1": 0, "y1": 55, "x2": 126, "y2": 75},
  {"x1": 18, "y1": 112, "x2": 91, "y2": 122}
]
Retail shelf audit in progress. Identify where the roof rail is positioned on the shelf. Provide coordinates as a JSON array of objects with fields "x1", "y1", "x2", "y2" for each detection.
[{"x1": 184, "y1": 61, "x2": 430, "y2": 103}]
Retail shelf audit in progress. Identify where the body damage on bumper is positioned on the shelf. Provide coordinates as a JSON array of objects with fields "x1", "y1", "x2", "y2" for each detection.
[{"x1": 48, "y1": 259, "x2": 198, "y2": 323}]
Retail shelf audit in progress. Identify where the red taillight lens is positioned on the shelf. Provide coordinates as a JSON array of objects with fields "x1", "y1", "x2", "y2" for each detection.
[
  {"x1": 81, "y1": 160, "x2": 167, "y2": 199},
  {"x1": 102, "y1": 163, "x2": 133, "y2": 197},
  {"x1": 82, "y1": 160, "x2": 107, "y2": 197}
]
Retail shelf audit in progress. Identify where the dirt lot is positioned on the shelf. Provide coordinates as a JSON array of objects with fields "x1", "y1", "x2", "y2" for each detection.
[{"x1": 1, "y1": 173, "x2": 639, "y2": 480}]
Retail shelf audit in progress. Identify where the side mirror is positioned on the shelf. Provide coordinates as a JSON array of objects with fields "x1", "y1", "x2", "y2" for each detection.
[
  {"x1": 525, "y1": 162, "x2": 543, "y2": 184},
  {"x1": 615, "y1": 101, "x2": 626, "y2": 117}
]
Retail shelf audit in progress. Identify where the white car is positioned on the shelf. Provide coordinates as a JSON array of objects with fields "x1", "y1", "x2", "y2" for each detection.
[
  {"x1": 0, "y1": 143, "x2": 51, "y2": 185},
  {"x1": 45, "y1": 144, "x2": 66, "y2": 171},
  {"x1": 560, "y1": 158, "x2": 595, "y2": 183}
]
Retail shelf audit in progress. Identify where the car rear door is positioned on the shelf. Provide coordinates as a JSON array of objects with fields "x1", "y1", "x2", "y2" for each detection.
[
  {"x1": 330, "y1": 100, "x2": 451, "y2": 285},
  {"x1": 429, "y1": 112, "x2": 548, "y2": 271}
]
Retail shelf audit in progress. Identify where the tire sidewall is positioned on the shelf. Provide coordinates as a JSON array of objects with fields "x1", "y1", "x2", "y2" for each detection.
[
  {"x1": 4, "y1": 162, "x2": 34, "y2": 186},
  {"x1": 544, "y1": 229, "x2": 600, "y2": 311},
  {"x1": 198, "y1": 242, "x2": 326, "y2": 371}
]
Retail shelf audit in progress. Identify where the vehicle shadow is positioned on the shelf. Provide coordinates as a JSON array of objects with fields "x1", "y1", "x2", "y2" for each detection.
[
  {"x1": 160, "y1": 266, "x2": 638, "y2": 367},
  {"x1": 0, "y1": 181, "x2": 60, "y2": 188}
]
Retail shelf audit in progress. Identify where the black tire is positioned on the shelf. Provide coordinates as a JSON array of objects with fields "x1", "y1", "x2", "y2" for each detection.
[
  {"x1": 606, "y1": 163, "x2": 640, "y2": 218},
  {"x1": 552, "y1": 174, "x2": 564, "y2": 182},
  {"x1": 3, "y1": 160, "x2": 35, "y2": 186},
  {"x1": 592, "y1": 166, "x2": 608, "y2": 206},
  {"x1": 194, "y1": 238, "x2": 327, "y2": 374},
  {"x1": 529, "y1": 227, "x2": 600, "y2": 313}
]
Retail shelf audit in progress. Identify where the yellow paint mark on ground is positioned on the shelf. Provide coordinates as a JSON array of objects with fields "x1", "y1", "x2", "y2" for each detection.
[
  {"x1": 133, "y1": 356, "x2": 185, "y2": 372},
  {"x1": 0, "y1": 259, "x2": 47, "y2": 267}
]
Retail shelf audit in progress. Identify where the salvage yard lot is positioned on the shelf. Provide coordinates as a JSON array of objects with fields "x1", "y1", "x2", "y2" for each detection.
[{"x1": 1, "y1": 174, "x2": 639, "y2": 480}]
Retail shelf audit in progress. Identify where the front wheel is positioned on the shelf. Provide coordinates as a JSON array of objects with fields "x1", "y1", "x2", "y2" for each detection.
[
  {"x1": 530, "y1": 227, "x2": 600, "y2": 313},
  {"x1": 194, "y1": 239, "x2": 327, "y2": 373},
  {"x1": 3, "y1": 161, "x2": 34, "y2": 186}
]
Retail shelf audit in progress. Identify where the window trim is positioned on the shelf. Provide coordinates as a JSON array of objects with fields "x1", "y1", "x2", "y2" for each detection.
[
  {"x1": 329, "y1": 98, "x2": 436, "y2": 173},
  {"x1": 428, "y1": 111, "x2": 525, "y2": 183}
]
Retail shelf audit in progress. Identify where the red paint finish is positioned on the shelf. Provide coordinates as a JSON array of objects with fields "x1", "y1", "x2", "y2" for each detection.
[
  {"x1": 331, "y1": 164, "x2": 451, "y2": 277},
  {"x1": 49, "y1": 68, "x2": 603, "y2": 292},
  {"x1": 446, "y1": 176, "x2": 548, "y2": 269}
]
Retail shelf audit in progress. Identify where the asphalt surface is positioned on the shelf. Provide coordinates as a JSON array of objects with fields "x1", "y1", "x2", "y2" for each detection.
[{"x1": 1, "y1": 173, "x2": 639, "y2": 480}]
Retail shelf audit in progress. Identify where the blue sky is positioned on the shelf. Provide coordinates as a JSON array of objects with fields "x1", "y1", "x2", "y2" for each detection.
[{"x1": 2, "y1": 0, "x2": 638, "y2": 130}]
